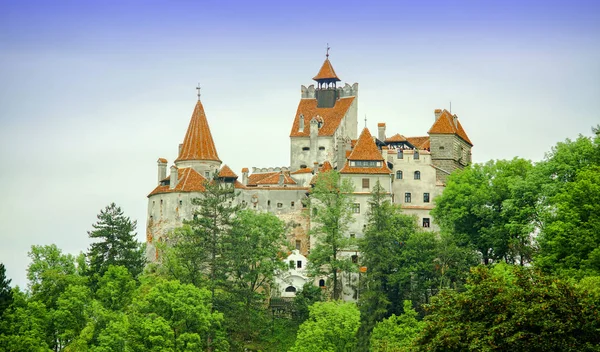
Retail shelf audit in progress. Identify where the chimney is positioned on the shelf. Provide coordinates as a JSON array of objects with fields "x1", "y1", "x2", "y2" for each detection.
[
  {"x1": 278, "y1": 172, "x2": 284, "y2": 186},
  {"x1": 434, "y1": 109, "x2": 442, "y2": 121},
  {"x1": 377, "y1": 123, "x2": 386, "y2": 142},
  {"x1": 241, "y1": 168, "x2": 249, "y2": 186},
  {"x1": 313, "y1": 162, "x2": 319, "y2": 175},
  {"x1": 157, "y1": 158, "x2": 167, "y2": 184},
  {"x1": 169, "y1": 165, "x2": 178, "y2": 189}
]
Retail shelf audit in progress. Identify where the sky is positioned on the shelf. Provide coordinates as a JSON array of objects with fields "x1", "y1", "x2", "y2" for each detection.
[{"x1": 1, "y1": 0, "x2": 599, "y2": 288}]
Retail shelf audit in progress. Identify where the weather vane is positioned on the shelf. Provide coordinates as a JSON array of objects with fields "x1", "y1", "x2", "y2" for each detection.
[
  {"x1": 196, "y1": 83, "x2": 201, "y2": 101},
  {"x1": 326, "y1": 43, "x2": 330, "y2": 58}
]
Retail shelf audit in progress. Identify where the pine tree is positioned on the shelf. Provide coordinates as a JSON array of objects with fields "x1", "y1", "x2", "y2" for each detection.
[
  {"x1": 0, "y1": 263, "x2": 13, "y2": 318},
  {"x1": 87, "y1": 203, "x2": 145, "y2": 286}
]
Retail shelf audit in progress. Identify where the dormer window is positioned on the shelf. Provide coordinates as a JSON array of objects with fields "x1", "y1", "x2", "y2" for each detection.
[
  {"x1": 353, "y1": 161, "x2": 379, "y2": 167},
  {"x1": 299, "y1": 114, "x2": 304, "y2": 132}
]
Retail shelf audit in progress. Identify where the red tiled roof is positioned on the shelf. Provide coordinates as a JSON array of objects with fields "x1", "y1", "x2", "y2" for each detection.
[
  {"x1": 428, "y1": 109, "x2": 473, "y2": 146},
  {"x1": 313, "y1": 58, "x2": 341, "y2": 81},
  {"x1": 247, "y1": 172, "x2": 278, "y2": 186},
  {"x1": 406, "y1": 136, "x2": 430, "y2": 150},
  {"x1": 148, "y1": 167, "x2": 208, "y2": 196},
  {"x1": 256, "y1": 171, "x2": 297, "y2": 185},
  {"x1": 218, "y1": 164, "x2": 238, "y2": 178},
  {"x1": 158, "y1": 158, "x2": 168, "y2": 163},
  {"x1": 347, "y1": 128, "x2": 384, "y2": 161},
  {"x1": 385, "y1": 133, "x2": 407, "y2": 143},
  {"x1": 291, "y1": 167, "x2": 313, "y2": 175},
  {"x1": 339, "y1": 161, "x2": 391, "y2": 174},
  {"x1": 289, "y1": 97, "x2": 355, "y2": 137},
  {"x1": 320, "y1": 161, "x2": 333, "y2": 172},
  {"x1": 175, "y1": 100, "x2": 221, "y2": 162}
]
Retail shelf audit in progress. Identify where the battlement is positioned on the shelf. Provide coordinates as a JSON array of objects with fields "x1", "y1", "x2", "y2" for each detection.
[
  {"x1": 300, "y1": 83, "x2": 358, "y2": 99},
  {"x1": 252, "y1": 166, "x2": 291, "y2": 174}
]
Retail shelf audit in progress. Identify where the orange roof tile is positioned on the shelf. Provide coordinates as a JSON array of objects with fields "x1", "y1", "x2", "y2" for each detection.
[
  {"x1": 289, "y1": 97, "x2": 355, "y2": 137},
  {"x1": 291, "y1": 167, "x2": 313, "y2": 175},
  {"x1": 256, "y1": 171, "x2": 297, "y2": 185},
  {"x1": 406, "y1": 136, "x2": 430, "y2": 150},
  {"x1": 148, "y1": 167, "x2": 208, "y2": 196},
  {"x1": 175, "y1": 100, "x2": 221, "y2": 162},
  {"x1": 347, "y1": 128, "x2": 383, "y2": 161},
  {"x1": 339, "y1": 161, "x2": 392, "y2": 175},
  {"x1": 312, "y1": 58, "x2": 341, "y2": 81},
  {"x1": 428, "y1": 109, "x2": 473, "y2": 146},
  {"x1": 320, "y1": 161, "x2": 333, "y2": 172},
  {"x1": 385, "y1": 133, "x2": 408, "y2": 143},
  {"x1": 218, "y1": 165, "x2": 238, "y2": 178},
  {"x1": 158, "y1": 158, "x2": 168, "y2": 163},
  {"x1": 247, "y1": 172, "x2": 278, "y2": 186}
]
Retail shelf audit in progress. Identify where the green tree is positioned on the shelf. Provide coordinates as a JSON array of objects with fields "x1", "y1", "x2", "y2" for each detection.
[
  {"x1": 432, "y1": 158, "x2": 536, "y2": 265},
  {"x1": 414, "y1": 264, "x2": 600, "y2": 351},
  {"x1": 95, "y1": 265, "x2": 137, "y2": 311},
  {"x1": 289, "y1": 301, "x2": 360, "y2": 352},
  {"x1": 0, "y1": 263, "x2": 13, "y2": 318},
  {"x1": 87, "y1": 203, "x2": 145, "y2": 286},
  {"x1": 0, "y1": 289, "x2": 51, "y2": 352},
  {"x1": 370, "y1": 300, "x2": 424, "y2": 352},
  {"x1": 307, "y1": 170, "x2": 356, "y2": 300}
]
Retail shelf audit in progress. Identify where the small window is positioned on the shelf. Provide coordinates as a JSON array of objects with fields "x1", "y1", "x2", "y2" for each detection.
[
  {"x1": 277, "y1": 203, "x2": 283, "y2": 208},
  {"x1": 396, "y1": 171, "x2": 403, "y2": 179},
  {"x1": 297, "y1": 260, "x2": 302, "y2": 269},
  {"x1": 319, "y1": 146, "x2": 325, "y2": 151},
  {"x1": 414, "y1": 150, "x2": 420, "y2": 160},
  {"x1": 405, "y1": 193, "x2": 411, "y2": 203},
  {"x1": 289, "y1": 260, "x2": 295, "y2": 269},
  {"x1": 179, "y1": 200, "x2": 183, "y2": 206},
  {"x1": 319, "y1": 279, "x2": 325, "y2": 287},
  {"x1": 350, "y1": 233, "x2": 355, "y2": 239},
  {"x1": 295, "y1": 240, "x2": 301, "y2": 250},
  {"x1": 302, "y1": 147, "x2": 310, "y2": 151},
  {"x1": 423, "y1": 218, "x2": 430, "y2": 228},
  {"x1": 300, "y1": 164, "x2": 307, "y2": 169},
  {"x1": 205, "y1": 171, "x2": 210, "y2": 178},
  {"x1": 268, "y1": 200, "x2": 271, "y2": 206},
  {"x1": 351, "y1": 255, "x2": 358, "y2": 264},
  {"x1": 397, "y1": 150, "x2": 404, "y2": 159},
  {"x1": 285, "y1": 286, "x2": 296, "y2": 293},
  {"x1": 362, "y1": 178, "x2": 370, "y2": 189},
  {"x1": 352, "y1": 203, "x2": 360, "y2": 214},
  {"x1": 439, "y1": 146, "x2": 445, "y2": 150},
  {"x1": 424, "y1": 193, "x2": 430, "y2": 203},
  {"x1": 160, "y1": 199, "x2": 163, "y2": 205},
  {"x1": 291, "y1": 201, "x2": 295, "y2": 207},
  {"x1": 414, "y1": 171, "x2": 421, "y2": 180}
]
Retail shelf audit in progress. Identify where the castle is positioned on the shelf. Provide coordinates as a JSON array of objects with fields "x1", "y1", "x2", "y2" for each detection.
[{"x1": 146, "y1": 53, "x2": 473, "y2": 298}]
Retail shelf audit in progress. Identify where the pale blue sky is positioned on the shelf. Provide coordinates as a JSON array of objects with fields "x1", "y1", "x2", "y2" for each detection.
[{"x1": 1, "y1": 0, "x2": 599, "y2": 287}]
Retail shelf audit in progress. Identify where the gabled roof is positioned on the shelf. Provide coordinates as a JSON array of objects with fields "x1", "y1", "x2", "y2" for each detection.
[
  {"x1": 385, "y1": 133, "x2": 408, "y2": 143},
  {"x1": 320, "y1": 161, "x2": 333, "y2": 172},
  {"x1": 291, "y1": 167, "x2": 313, "y2": 175},
  {"x1": 406, "y1": 136, "x2": 430, "y2": 150},
  {"x1": 312, "y1": 58, "x2": 341, "y2": 82},
  {"x1": 148, "y1": 167, "x2": 208, "y2": 196},
  {"x1": 175, "y1": 100, "x2": 221, "y2": 162},
  {"x1": 347, "y1": 128, "x2": 384, "y2": 161},
  {"x1": 218, "y1": 165, "x2": 238, "y2": 178},
  {"x1": 289, "y1": 97, "x2": 355, "y2": 137},
  {"x1": 158, "y1": 158, "x2": 168, "y2": 163},
  {"x1": 428, "y1": 109, "x2": 473, "y2": 146},
  {"x1": 247, "y1": 172, "x2": 278, "y2": 186},
  {"x1": 256, "y1": 171, "x2": 297, "y2": 185}
]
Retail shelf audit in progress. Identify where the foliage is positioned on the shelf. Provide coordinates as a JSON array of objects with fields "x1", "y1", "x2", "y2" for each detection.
[
  {"x1": 0, "y1": 263, "x2": 13, "y2": 318},
  {"x1": 293, "y1": 282, "x2": 325, "y2": 323},
  {"x1": 370, "y1": 300, "x2": 424, "y2": 352},
  {"x1": 432, "y1": 158, "x2": 537, "y2": 265},
  {"x1": 414, "y1": 264, "x2": 600, "y2": 351},
  {"x1": 95, "y1": 265, "x2": 136, "y2": 311},
  {"x1": 87, "y1": 203, "x2": 145, "y2": 287},
  {"x1": 307, "y1": 170, "x2": 357, "y2": 300},
  {"x1": 289, "y1": 301, "x2": 360, "y2": 352},
  {"x1": 0, "y1": 289, "x2": 52, "y2": 352}
]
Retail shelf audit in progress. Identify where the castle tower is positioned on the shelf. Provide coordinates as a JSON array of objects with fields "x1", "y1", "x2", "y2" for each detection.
[
  {"x1": 174, "y1": 97, "x2": 222, "y2": 178},
  {"x1": 289, "y1": 50, "x2": 358, "y2": 171},
  {"x1": 428, "y1": 109, "x2": 473, "y2": 183}
]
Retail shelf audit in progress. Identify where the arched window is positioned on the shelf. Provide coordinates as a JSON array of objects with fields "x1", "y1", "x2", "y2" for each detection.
[
  {"x1": 396, "y1": 170, "x2": 403, "y2": 179},
  {"x1": 285, "y1": 286, "x2": 297, "y2": 293},
  {"x1": 318, "y1": 279, "x2": 326, "y2": 287},
  {"x1": 414, "y1": 171, "x2": 421, "y2": 180}
]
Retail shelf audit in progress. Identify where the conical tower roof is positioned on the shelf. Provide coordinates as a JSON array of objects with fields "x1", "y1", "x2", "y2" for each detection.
[
  {"x1": 313, "y1": 58, "x2": 341, "y2": 82},
  {"x1": 348, "y1": 128, "x2": 384, "y2": 161},
  {"x1": 175, "y1": 100, "x2": 221, "y2": 162}
]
